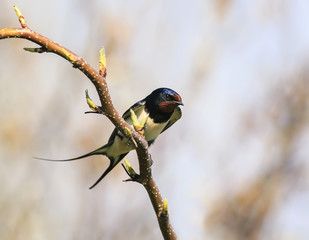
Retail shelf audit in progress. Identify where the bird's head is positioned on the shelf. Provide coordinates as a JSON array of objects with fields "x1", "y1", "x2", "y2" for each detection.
[{"x1": 145, "y1": 88, "x2": 183, "y2": 114}]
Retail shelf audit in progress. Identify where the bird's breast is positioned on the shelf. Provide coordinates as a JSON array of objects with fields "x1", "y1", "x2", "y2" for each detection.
[
  {"x1": 143, "y1": 117, "x2": 167, "y2": 141},
  {"x1": 132, "y1": 108, "x2": 167, "y2": 141},
  {"x1": 105, "y1": 108, "x2": 168, "y2": 158}
]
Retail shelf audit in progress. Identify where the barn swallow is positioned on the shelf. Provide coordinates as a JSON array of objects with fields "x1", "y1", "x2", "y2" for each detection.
[{"x1": 39, "y1": 88, "x2": 183, "y2": 189}]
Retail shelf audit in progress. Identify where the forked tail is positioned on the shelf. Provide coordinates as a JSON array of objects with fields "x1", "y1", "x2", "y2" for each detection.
[
  {"x1": 34, "y1": 144, "x2": 109, "y2": 162},
  {"x1": 89, "y1": 152, "x2": 128, "y2": 189},
  {"x1": 36, "y1": 144, "x2": 128, "y2": 189}
]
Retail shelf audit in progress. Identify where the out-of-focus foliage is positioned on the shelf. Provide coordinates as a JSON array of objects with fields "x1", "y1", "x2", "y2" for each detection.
[
  {"x1": 206, "y1": 73, "x2": 309, "y2": 240},
  {"x1": 1, "y1": 0, "x2": 309, "y2": 240}
]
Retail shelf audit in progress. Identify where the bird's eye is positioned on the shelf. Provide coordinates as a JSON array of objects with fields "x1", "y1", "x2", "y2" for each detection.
[{"x1": 164, "y1": 94, "x2": 173, "y2": 101}]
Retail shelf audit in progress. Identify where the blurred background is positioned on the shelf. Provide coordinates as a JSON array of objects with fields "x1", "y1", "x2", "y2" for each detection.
[{"x1": 1, "y1": 0, "x2": 309, "y2": 239}]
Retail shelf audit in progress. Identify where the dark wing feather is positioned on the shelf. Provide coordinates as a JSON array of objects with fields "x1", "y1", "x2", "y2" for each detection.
[
  {"x1": 108, "y1": 100, "x2": 146, "y2": 143},
  {"x1": 90, "y1": 101, "x2": 147, "y2": 189},
  {"x1": 122, "y1": 100, "x2": 146, "y2": 120},
  {"x1": 160, "y1": 106, "x2": 182, "y2": 134}
]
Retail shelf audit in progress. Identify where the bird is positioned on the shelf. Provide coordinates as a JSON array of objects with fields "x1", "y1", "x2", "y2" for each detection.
[{"x1": 38, "y1": 88, "x2": 183, "y2": 189}]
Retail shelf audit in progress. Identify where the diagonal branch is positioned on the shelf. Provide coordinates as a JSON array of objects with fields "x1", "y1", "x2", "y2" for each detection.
[{"x1": 0, "y1": 6, "x2": 177, "y2": 240}]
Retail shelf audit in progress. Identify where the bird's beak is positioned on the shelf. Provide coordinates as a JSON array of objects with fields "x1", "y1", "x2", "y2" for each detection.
[{"x1": 174, "y1": 100, "x2": 184, "y2": 106}]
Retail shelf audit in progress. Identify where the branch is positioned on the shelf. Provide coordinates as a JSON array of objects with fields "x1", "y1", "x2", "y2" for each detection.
[{"x1": 0, "y1": 6, "x2": 177, "y2": 240}]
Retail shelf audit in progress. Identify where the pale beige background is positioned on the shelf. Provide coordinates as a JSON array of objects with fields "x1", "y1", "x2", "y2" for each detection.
[{"x1": 1, "y1": 1, "x2": 309, "y2": 239}]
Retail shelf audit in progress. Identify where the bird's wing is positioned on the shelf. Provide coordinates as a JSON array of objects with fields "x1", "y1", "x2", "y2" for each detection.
[
  {"x1": 107, "y1": 100, "x2": 146, "y2": 143},
  {"x1": 90, "y1": 101, "x2": 147, "y2": 188},
  {"x1": 122, "y1": 100, "x2": 146, "y2": 120},
  {"x1": 160, "y1": 106, "x2": 182, "y2": 134}
]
